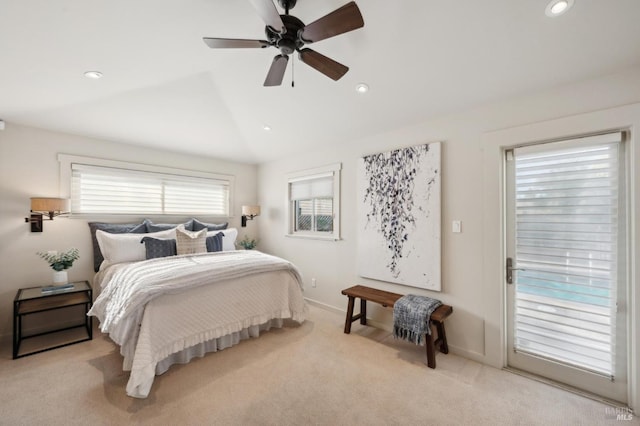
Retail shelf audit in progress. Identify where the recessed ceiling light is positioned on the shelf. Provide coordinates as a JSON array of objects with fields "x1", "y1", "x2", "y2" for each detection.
[
  {"x1": 355, "y1": 83, "x2": 369, "y2": 94},
  {"x1": 545, "y1": 0, "x2": 574, "y2": 17},
  {"x1": 263, "y1": 125, "x2": 272, "y2": 131},
  {"x1": 84, "y1": 71, "x2": 103, "y2": 79}
]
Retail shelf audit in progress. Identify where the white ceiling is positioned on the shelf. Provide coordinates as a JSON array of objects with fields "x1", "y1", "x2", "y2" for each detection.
[{"x1": 1, "y1": 0, "x2": 640, "y2": 164}]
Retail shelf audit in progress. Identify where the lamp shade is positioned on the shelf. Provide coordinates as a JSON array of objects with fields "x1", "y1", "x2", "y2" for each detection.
[
  {"x1": 241, "y1": 205, "x2": 260, "y2": 217},
  {"x1": 31, "y1": 197, "x2": 69, "y2": 213}
]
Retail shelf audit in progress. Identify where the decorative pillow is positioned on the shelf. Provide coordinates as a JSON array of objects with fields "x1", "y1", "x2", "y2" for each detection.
[
  {"x1": 141, "y1": 233, "x2": 223, "y2": 258},
  {"x1": 88, "y1": 221, "x2": 147, "y2": 272},
  {"x1": 96, "y1": 228, "x2": 176, "y2": 269},
  {"x1": 176, "y1": 226, "x2": 207, "y2": 255},
  {"x1": 192, "y1": 219, "x2": 228, "y2": 232},
  {"x1": 143, "y1": 218, "x2": 194, "y2": 232},
  {"x1": 208, "y1": 228, "x2": 238, "y2": 251},
  {"x1": 205, "y1": 232, "x2": 224, "y2": 252},
  {"x1": 141, "y1": 237, "x2": 177, "y2": 259}
]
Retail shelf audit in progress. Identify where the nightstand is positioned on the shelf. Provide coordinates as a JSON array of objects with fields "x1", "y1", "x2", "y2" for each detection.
[{"x1": 13, "y1": 280, "x2": 93, "y2": 359}]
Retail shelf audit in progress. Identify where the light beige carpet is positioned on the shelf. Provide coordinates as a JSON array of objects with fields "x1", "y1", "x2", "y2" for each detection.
[{"x1": 0, "y1": 305, "x2": 632, "y2": 426}]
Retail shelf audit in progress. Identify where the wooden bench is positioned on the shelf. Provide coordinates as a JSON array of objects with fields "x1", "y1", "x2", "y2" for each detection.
[{"x1": 341, "y1": 285, "x2": 453, "y2": 369}]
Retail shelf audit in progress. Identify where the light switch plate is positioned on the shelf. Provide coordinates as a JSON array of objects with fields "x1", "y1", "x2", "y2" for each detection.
[{"x1": 452, "y1": 220, "x2": 462, "y2": 233}]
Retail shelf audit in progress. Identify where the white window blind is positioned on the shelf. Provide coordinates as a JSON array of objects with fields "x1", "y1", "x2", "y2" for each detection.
[
  {"x1": 71, "y1": 163, "x2": 230, "y2": 215},
  {"x1": 289, "y1": 173, "x2": 333, "y2": 200},
  {"x1": 513, "y1": 133, "x2": 621, "y2": 377}
]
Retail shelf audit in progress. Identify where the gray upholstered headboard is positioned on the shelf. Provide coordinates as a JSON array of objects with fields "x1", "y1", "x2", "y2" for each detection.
[{"x1": 88, "y1": 218, "x2": 228, "y2": 272}]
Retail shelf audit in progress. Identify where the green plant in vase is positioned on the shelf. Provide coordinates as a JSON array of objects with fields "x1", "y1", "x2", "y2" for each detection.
[
  {"x1": 37, "y1": 248, "x2": 79, "y2": 285},
  {"x1": 37, "y1": 248, "x2": 79, "y2": 271},
  {"x1": 238, "y1": 235, "x2": 258, "y2": 250}
]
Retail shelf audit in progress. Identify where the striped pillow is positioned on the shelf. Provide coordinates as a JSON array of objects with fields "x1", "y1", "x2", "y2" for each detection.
[{"x1": 176, "y1": 226, "x2": 207, "y2": 255}]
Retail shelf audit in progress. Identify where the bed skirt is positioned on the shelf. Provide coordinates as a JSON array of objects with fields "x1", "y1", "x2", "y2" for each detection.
[
  {"x1": 127, "y1": 317, "x2": 286, "y2": 398},
  {"x1": 155, "y1": 318, "x2": 284, "y2": 375}
]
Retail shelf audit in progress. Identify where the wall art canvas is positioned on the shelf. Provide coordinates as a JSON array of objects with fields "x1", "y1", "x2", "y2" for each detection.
[{"x1": 357, "y1": 142, "x2": 441, "y2": 291}]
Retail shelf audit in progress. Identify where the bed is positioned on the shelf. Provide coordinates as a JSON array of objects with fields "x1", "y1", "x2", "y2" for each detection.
[{"x1": 87, "y1": 221, "x2": 307, "y2": 398}]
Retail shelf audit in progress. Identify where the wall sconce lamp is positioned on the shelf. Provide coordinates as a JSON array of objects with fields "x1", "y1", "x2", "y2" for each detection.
[
  {"x1": 25, "y1": 197, "x2": 70, "y2": 232},
  {"x1": 241, "y1": 205, "x2": 260, "y2": 227}
]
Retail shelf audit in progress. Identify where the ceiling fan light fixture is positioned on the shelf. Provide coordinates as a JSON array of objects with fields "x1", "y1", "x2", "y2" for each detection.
[
  {"x1": 84, "y1": 71, "x2": 103, "y2": 79},
  {"x1": 355, "y1": 83, "x2": 369, "y2": 93},
  {"x1": 545, "y1": 0, "x2": 574, "y2": 17}
]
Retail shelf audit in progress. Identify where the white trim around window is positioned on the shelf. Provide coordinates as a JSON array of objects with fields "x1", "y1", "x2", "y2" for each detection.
[
  {"x1": 285, "y1": 163, "x2": 341, "y2": 241},
  {"x1": 58, "y1": 154, "x2": 235, "y2": 217}
]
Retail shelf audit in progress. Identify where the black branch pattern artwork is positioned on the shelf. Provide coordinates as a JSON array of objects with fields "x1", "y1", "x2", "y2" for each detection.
[{"x1": 362, "y1": 144, "x2": 438, "y2": 278}]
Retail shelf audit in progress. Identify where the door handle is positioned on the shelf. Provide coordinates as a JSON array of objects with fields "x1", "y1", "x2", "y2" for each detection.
[{"x1": 506, "y1": 257, "x2": 525, "y2": 284}]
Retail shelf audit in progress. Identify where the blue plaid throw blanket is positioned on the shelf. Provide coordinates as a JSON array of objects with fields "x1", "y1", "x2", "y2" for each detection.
[{"x1": 393, "y1": 294, "x2": 442, "y2": 345}]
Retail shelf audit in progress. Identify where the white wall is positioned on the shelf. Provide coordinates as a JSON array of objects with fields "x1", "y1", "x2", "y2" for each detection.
[
  {"x1": 257, "y1": 65, "x2": 640, "y2": 407},
  {"x1": 0, "y1": 124, "x2": 258, "y2": 338}
]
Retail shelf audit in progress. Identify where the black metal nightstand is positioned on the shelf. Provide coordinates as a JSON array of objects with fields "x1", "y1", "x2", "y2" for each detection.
[{"x1": 13, "y1": 281, "x2": 93, "y2": 359}]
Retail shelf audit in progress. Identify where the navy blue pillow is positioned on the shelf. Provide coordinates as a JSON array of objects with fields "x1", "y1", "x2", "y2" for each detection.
[
  {"x1": 141, "y1": 237, "x2": 177, "y2": 259},
  {"x1": 206, "y1": 232, "x2": 224, "y2": 252},
  {"x1": 192, "y1": 219, "x2": 228, "y2": 232},
  {"x1": 89, "y1": 222, "x2": 147, "y2": 272},
  {"x1": 143, "y1": 218, "x2": 194, "y2": 232}
]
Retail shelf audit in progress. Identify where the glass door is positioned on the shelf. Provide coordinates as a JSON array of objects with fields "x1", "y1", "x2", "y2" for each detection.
[{"x1": 505, "y1": 132, "x2": 628, "y2": 403}]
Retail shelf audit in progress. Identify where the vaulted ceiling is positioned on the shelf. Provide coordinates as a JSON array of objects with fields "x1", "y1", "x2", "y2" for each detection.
[{"x1": 1, "y1": 0, "x2": 640, "y2": 163}]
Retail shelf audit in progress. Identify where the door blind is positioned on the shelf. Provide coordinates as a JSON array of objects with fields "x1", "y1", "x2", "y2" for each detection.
[{"x1": 513, "y1": 134, "x2": 621, "y2": 377}]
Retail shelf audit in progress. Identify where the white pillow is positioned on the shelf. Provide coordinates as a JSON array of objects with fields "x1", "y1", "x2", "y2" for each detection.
[
  {"x1": 208, "y1": 228, "x2": 238, "y2": 251},
  {"x1": 97, "y1": 228, "x2": 176, "y2": 268}
]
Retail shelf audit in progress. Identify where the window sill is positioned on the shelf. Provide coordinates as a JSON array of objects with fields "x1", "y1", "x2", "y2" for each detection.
[{"x1": 285, "y1": 233, "x2": 341, "y2": 241}]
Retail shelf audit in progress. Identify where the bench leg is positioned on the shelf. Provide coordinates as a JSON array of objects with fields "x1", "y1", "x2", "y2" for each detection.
[
  {"x1": 425, "y1": 332, "x2": 436, "y2": 369},
  {"x1": 344, "y1": 296, "x2": 355, "y2": 334},
  {"x1": 360, "y1": 298, "x2": 367, "y2": 325},
  {"x1": 434, "y1": 321, "x2": 449, "y2": 354}
]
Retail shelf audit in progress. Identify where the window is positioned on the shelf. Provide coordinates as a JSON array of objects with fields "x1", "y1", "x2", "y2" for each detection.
[
  {"x1": 59, "y1": 155, "x2": 233, "y2": 216},
  {"x1": 287, "y1": 163, "x2": 341, "y2": 240}
]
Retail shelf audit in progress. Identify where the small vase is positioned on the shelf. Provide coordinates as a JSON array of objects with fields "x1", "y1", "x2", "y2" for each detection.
[{"x1": 52, "y1": 270, "x2": 68, "y2": 285}]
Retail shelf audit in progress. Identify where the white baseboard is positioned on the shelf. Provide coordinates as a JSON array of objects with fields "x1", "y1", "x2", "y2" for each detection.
[
  {"x1": 304, "y1": 297, "x2": 345, "y2": 315},
  {"x1": 448, "y1": 345, "x2": 486, "y2": 364}
]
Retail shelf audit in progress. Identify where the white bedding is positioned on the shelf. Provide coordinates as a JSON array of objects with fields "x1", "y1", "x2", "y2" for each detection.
[{"x1": 89, "y1": 250, "x2": 307, "y2": 398}]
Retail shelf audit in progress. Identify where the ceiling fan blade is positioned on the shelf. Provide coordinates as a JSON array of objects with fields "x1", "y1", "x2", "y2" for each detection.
[
  {"x1": 264, "y1": 54, "x2": 289, "y2": 86},
  {"x1": 298, "y1": 48, "x2": 348, "y2": 81},
  {"x1": 249, "y1": 0, "x2": 286, "y2": 34},
  {"x1": 203, "y1": 38, "x2": 270, "y2": 49},
  {"x1": 300, "y1": 1, "x2": 364, "y2": 43}
]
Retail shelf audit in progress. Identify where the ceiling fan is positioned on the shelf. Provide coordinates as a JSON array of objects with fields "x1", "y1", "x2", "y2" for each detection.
[{"x1": 203, "y1": 0, "x2": 364, "y2": 86}]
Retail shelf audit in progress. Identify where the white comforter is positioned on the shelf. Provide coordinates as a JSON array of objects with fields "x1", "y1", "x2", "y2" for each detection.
[{"x1": 89, "y1": 250, "x2": 307, "y2": 398}]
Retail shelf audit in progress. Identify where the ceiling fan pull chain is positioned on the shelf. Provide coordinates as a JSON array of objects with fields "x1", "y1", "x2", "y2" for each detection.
[{"x1": 291, "y1": 55, "x2": 295, "y2": 88}]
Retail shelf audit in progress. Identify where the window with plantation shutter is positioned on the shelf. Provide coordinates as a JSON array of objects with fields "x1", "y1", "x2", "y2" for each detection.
[
  {"x1": 67, "y1": 161, "x2": 231, "y2": 216},
  {"x1": 512, "y1": 132, "x2": 624, "y2": 377},
  {"x1": 286, "y1": 163, "x2": 341, "y2": 240}
]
